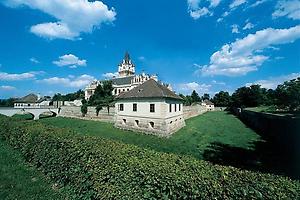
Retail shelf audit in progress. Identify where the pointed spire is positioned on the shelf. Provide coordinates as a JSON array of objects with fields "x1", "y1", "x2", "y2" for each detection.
[{"x1": 124, "y1": 51, "x2": 130, "y2": 64}]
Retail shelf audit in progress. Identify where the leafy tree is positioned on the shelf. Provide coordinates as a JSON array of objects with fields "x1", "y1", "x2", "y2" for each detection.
[
  {"x1": 191, "y1": 90, "x2": 201, "y2": 103},
  {"x1": 0, "y1": 98, "x2": 17, "y2": 107},
  {"x1": 88, "y1": 81, "x2": 114, "y2": 114},
  {"x1": 202, "y1": 93, "x2": 210, "y2": 101},
  {"x1": 179, "y1": 94, "x2": 193, "y2": 106},
  {"x1": 231, "y1": 85, "x2": 266, "y2": 108},
  {"x1": 81, "y1": 104, "x2": 88, "y2": 117},
  {"x1": 52, "y1": 90, "x2": 84, "y2": 101},
  {"x1": 212, "y1": 91, "x2": 231, "y2": 107},
  {"x1": 274, "y1": 77, "x2": 300, "y2": 111}
]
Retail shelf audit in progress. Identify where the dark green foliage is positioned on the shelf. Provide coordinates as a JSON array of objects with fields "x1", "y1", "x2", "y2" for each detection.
[
  {"x1": 0, "y1": 139, "x2": 68, "y2": 200},
  {"x1": 0, "y1": 98, "x2": 17, "y2": 107},
  {"x1": 179, "y1": 94, "x2": 193, "y2": 106},
  {"x1": 52, "y1": 90, "x2": 84, "y2": 101},
  {"x1": 274, "y1": 77, "x2": 300, "y2": 111},
  {"x1": 231, "y1": 85, "x2": 266, "y2": 108},
  {"x1": 0, "y1": 115, "x2": 299, "y2": 199},
  {"x1": 88, "y1": 81, "x2": 114, "y2": 112},
  {"x1": 201, "y1": 93, "x2": 210, "y2": 101},
  {"x1": 81, "y1": 104, "x2": 88, "y2": 117},
  {"x1": 191, "y1": 90, "x2": 201, "y2": 103},
  {"x1": 212, "y1": 91, "x2": 231, "y2": 107}
]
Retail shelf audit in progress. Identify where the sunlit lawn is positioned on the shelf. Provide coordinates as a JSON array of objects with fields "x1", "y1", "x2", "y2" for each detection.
[{"x1": 40, "y1": 111, "x2": 261, "y2": 160}]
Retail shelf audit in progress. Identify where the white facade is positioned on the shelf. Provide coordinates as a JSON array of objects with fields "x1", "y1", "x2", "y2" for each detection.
[
  {"x1": 14, "y1": 100, "x2": 51, "y2": 108},
  {"x1": 84, "y1": 52, "x2": 169, "y2": 100},
  {"x1": 115, "y1": 98, "x2": 185, "y2": 137},
  {"x1": 201, "y1": 101, "x2": 215, "y2": 111}
]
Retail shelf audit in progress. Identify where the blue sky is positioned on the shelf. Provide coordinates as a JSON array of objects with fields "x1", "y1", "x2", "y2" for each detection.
[{"x1": 0, "y1": 0, "x2": 299, "y2": 98}]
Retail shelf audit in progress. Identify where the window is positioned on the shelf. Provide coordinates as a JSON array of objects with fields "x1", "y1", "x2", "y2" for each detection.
[
  {"x1": 175, "y1": 104, "x2": 177, "y2": 112},
  {"x1": 133, "y1": 103, "x2": 137, "y2": 112},
  {"x1": 149, "y1": 122, "x2": 154, "y2": 128},
  {"x1": 169, "y1": 104, "x2": 172, "y2": 112},
  {"x1": 179, "y1": 104, "x2": 181, "y2": 111},
  {"x1": 119, "y1": 104, "x2": 124, "y2": 111},
  {"x1": 150, "y1": 104, "x2": 155, "y2": 113},
  {"x1": 123, "y1": 119, "x2": 126, "y2": 124},
  {"x1": 114, "y1": 89, "x2": 117, "y2": 94},
  {"x1": 135, "y1": 120, "x2": 139, "y2": 126}
]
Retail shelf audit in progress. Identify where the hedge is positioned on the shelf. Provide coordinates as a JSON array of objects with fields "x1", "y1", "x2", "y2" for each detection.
[{"x1": 0, "y1": 115, "x2": 299, "y2": 199}]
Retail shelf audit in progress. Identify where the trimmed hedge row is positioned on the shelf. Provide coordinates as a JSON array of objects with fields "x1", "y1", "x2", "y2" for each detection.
[{"x1": 0, "y1": 115, "x2": 299, "y2": 199}]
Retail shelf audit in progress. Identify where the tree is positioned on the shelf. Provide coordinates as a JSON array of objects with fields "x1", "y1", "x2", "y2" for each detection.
[
  {"x1": 0, "y1": 98, "x2": 17, "y2": 107},
  {"x1": 191, "y1": 90, "x2": 201, "y2": 103},
  {"x1": 81, "y1": 104, "x2": 88, "y2": 117},
  {"x1": 179, "y1": 94, "x2": 193, "y2": 106},
  {"x1": 202, "y1": 93, "x2": 210, "y2": 101},
  {"x1": 274, "y1": 77, "x2": 300, "y2": 111},
  {"x1": 52, "y1": 90, "x2": 84, "y2": 101},
  {"x1": 212, "y1": 91, "x2": 231, "y2": 107},
  {"x1": 88, "y1": 81, "x2": 114, "y2": 114}
]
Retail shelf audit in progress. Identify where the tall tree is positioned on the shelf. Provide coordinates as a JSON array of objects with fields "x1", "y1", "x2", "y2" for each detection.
[
  {"x1": 88, "y1": 81, "x2": 114, "y2": 114},
  {"x1": 191, "y1": 90, "x2": 201, "y2": 103},
  {"x1": 274, "y1": 77, "x2": 300, "y2": 111},
  {"x1": 202, "y1": 93, "x2": 210, "y2": 101},
  {"x1": 213, "y1": 91, "x2": 231, "y2": 107}
]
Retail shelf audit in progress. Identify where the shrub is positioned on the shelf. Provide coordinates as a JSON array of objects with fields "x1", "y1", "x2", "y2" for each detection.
[
  {"x1": 81, "y1": 104, "x2": 88, "y2": 117},
  {"x1": 0, "y1": 115, "x2": 299, "y2": 199}
]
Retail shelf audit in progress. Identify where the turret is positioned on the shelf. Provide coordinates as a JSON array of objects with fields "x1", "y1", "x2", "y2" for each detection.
[{"x1": 118, "y1": 52, "x2": 135, "y2": 77}]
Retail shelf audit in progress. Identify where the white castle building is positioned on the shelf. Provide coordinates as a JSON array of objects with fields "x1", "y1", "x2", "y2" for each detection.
[
  {"x1": 115, "y1": 79, "x2": 185, "y2": 137},
  {"x1": 85, "y1": 52, "x2": 170, "y2": 100}
]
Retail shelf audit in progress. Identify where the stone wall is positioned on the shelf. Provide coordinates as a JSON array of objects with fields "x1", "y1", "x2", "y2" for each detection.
[
  {"x1": 59, "y1": 104, "x2": 208, "y2": 123},
  {"x1": 58, "y1": 106, "x2": 115, "y2": 123},
  {"x1": 183, "y1": 105, "x2": 207, "y2": 119},
  {"x1": 115, "y1": 115, "x2": 185, "y2": 137}
]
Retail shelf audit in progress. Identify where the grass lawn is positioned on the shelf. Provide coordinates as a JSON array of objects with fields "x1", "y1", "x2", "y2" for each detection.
[
  {"x1": 0, "y1": 139, "x2": 69, "y2": 200},
  {"x1": 40, "y1": 111, "x2": 261, "y2": 160}
]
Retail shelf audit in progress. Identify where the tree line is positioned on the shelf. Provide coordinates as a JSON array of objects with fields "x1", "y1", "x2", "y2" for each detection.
[
  {"x1": 180, "y1": 77, "x2": 300, "y2": 111},
  {"x1": 1, "y1": 77, "x2": 299, "y2": 112}
]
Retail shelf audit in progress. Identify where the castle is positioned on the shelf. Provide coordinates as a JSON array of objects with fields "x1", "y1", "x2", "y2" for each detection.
[{"x1": 85, "y1": 52, "x2": 170, "y2": 100}]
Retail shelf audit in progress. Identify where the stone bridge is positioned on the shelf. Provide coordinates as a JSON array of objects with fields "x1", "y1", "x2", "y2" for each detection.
[{"x1": 0, "y1": 107, "x2": 60, "y2": 120}]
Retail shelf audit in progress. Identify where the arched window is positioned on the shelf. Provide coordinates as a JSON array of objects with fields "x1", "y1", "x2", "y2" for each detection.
[{"x1": 149, "y1": 122, "x2": 154, "y2": 128}]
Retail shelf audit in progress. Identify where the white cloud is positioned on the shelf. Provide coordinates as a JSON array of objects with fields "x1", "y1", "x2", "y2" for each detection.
[
  {"x1": 231, "y1": 24, "x2": 239, "y2": 33},
  {"x1": 212, "y1": 80, "x2": 226, "y2": 85},
  {"x1": 246, "y1": 72, "x2": 300, "y2": 89},
  {"x1": 30, "y1": 57, "x2": 40, "y2": 64},
  {"x1": 138, "y1": 56, "x2": 145, "y2": 61},
  {"x1": 272, "y1": 0, "x2": 300, "y2": 20},
  {"x1": 5, "y1": 0, "x2": 116, "y2": 40},
  {"x1": 243, "y1": 22, "x2": 254, "y2": 30},
  {"x1": 198, "y1": 25, "x2": 300, "y2": 76},
  {"x1": 209, "y1": 0, "x2": 221, "y2": 7},
  {"x1": 248, "y1": 0, "x2": 268, "y2": 8},
  {"x1": 102, "y1": 72, "x2": 118, "y2": 79},
  {"x1": 177, "y1": 82, "x2": 212, "y2": 94},
  {"x1": 53, "y1": 54, "x2": 87, "y2": 68},
  {"x1": 187, "y1": 0, "x2": 221, "y2": 19},
  {"x1": 0, "y1": 85, "x2": 16, "y2": 90},
  {"x1": 0, "y1": 71, "x2": 42, "y2": 81},
  {"x1": 38, "y1": 74, "x2": 95, "y2": 88},
  {"x1": 229, "y1": 0, "x2": 247, "y2": 9}
]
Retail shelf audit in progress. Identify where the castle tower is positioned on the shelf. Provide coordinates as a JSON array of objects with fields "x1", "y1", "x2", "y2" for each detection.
[{"x1": 118, "y1": 52, "x2": 135, "y2": 77}]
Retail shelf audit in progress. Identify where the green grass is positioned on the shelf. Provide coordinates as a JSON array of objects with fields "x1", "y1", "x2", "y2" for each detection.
[
  {"x1": 12, "y1": 113, "x2": 34, "y2": 120},
  {"x1": 0, "y1": 139, "x2": 68, "y2": 200},
  {"x1": 40, "y1": 111, "x2": 261, "y2": 160}
]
